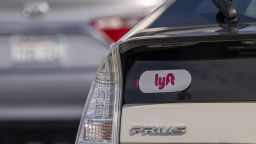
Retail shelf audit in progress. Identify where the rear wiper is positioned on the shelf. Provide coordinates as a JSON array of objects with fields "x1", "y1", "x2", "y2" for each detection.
[{"x1": 212, "y1": 0, "x2": 239, "y2": 23}]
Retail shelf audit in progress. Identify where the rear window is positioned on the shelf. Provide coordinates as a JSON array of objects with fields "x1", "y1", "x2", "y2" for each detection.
[
  {"x1": 150, "y1": 0, "x2": 256, "y2": 28},
  {"x1": 123, "y1": 43, "x2": 256, "y2": 104}
]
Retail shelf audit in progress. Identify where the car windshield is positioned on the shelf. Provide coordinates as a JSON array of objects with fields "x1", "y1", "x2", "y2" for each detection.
[
  {"x1": 123, "y1": 41, "x2": 256, "y2": 104},
  {"x1": 150, "y1": 0, "x2": 256, "y2": 28}
]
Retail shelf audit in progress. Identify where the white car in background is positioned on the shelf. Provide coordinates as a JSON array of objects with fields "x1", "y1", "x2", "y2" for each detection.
[{"x1": 0, "y1": 0, "x2": 164, "y2": 143}]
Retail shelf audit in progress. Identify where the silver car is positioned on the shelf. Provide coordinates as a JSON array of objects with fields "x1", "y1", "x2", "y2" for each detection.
[{"x1": 0, "y1": 0, "x2": 164, "y2": 143}]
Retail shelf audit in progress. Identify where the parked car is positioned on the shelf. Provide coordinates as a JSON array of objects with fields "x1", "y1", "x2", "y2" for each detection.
[
  {"x1": 76, "y1": 0, "x2": 256, "y2": 144},
  {"x1": 0, "y1": 0, "x2": 164, "y2": 143}
]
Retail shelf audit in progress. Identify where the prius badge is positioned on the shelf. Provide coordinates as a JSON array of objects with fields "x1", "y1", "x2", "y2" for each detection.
[{"x1": 129, "y1": 125, "x2": 186, "y2": 136}]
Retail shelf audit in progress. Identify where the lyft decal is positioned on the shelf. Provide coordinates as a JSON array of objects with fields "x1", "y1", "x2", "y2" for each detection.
[
  {"x1": 139, "y1": 70, "x2": 191, "y2": 93},
  {"x1": 155, "y1": 73, "x2": 175, "y2": 90}
]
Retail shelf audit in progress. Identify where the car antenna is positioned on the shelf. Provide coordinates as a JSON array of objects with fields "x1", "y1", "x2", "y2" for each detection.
[{"x1": 212, "y1": 0, "x2": 239, "y2": 23}]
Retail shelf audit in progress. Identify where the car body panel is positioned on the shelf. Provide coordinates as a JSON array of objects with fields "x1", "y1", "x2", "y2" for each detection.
[{"x1": 121, "y1": 103, "x2": 256, "y2": 144}]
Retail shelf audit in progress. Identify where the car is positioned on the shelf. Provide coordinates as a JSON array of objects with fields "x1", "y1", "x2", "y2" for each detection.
[
  {"x1": 0, "y1": 0, "x2": 164, "y2": 143},
  {"x1": 76, "y1": 0, "x2": 256, "y2": 144}
]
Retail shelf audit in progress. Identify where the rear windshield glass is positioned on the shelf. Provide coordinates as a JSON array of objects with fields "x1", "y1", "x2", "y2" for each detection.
[
  {"x1": 123, "y1": 44, "x2": 256, "y2": 104},
  {"x1": 124, "y1": 59, "x2": 256, "y2": 103},
  {"x1": 150, "y1": 0, "x2": 256, "y2": 27}
]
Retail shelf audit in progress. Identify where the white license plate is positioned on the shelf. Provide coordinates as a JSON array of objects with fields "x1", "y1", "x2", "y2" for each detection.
[{"x1": 9, "y1": 35, "x2": 67, "y2": 65}]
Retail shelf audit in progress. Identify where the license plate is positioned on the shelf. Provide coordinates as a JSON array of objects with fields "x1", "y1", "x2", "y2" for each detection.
[{"x1": 9, "y1": 35, "x2": 67, "y2": 66}]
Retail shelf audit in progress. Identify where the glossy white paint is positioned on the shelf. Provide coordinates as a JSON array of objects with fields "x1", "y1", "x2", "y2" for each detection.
[{"x1": 121, "y1": 103, "x2": 256, "y2": 144}]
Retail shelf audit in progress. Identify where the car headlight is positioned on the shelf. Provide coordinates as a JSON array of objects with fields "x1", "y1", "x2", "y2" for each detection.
[{"x1": 76, "y1": 47, "x2": 122, "y2": 144}]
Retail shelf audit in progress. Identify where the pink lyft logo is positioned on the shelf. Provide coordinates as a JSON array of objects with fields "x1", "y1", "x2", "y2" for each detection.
[
  {"x1": 139, "y1": 70, "x2": 191, "y2": 93},
  {"x1": 155, "y1": 73, "x2": 175, "y2": 90}
]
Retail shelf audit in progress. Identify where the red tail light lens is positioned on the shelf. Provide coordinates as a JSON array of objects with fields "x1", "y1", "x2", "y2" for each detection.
[
  {"x1": 91, "y1": 16, "x2": 144, "y2": 43},
  {"x1": 101, "y1": 28, "x2": 130, "y2": 42}
]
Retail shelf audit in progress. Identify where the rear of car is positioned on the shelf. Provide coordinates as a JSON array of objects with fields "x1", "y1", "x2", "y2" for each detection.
[{"x1": 76, "y1": 0, "x2": 256, "y2": 144}]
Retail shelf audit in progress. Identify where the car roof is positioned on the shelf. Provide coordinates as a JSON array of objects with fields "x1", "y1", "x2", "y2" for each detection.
[
  {"x1": 119, "y1": 0, "x2": 256, "y2": 53},
  {"x1": 121, "y1": 0, "x2": 256, "y2": 43},
  {"x1": 149, "y1": 0, "x2": 256, "y2": 28}
]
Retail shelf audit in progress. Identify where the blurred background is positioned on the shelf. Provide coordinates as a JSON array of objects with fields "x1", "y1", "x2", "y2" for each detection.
[{"x1": 0, "y1": 0, "x2": 165, "y2": 143}]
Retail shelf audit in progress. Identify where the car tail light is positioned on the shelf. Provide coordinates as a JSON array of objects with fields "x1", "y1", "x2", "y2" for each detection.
[
  {"x1": 76, "y1": 47, "x2": 122, "y2": 144},
  {"x1": 91, "y1": 16, "x2": 144, "y2": 43}
]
